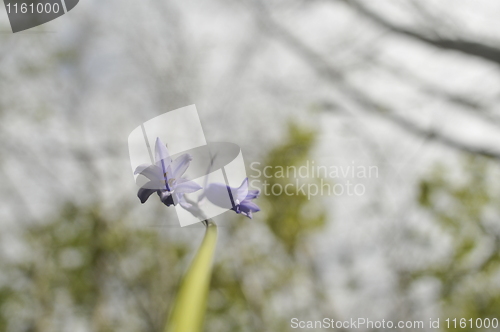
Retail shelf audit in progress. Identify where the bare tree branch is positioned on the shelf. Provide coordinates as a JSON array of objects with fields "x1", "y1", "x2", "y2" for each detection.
[
  {"x1": 338, "y1": 0, "x2": 500, "y2": 65},
  {"x1": 364, "y1": 55, "x2": 500, "y2": 127},
  {"x1": 251, "y1": 2, "x2": 500, "y2": 160}
]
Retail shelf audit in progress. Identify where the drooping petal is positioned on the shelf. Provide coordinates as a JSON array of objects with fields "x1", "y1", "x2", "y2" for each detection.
[
  {"x1": 205, "y1": 183, "x2": 234, "y2": 209},
  {"x1": 137, "y1": 187, "x2": 157, "y2": 203},
  {"x1": 175, "y1": 179, "x2": 202, "y2": 194},
  {"x1": 170, "y1": 153, "x2": 193, "y2": 179}
]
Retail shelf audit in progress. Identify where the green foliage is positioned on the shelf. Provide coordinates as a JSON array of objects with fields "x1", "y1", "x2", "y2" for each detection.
[
  {"x1": 417, "y1": 156, "x2": 500, "y2": 330},
  {"x1": 0, "y1": 202, "x2": 189, "y2": 332},
  {"x1": 261, "y1": 122, "x2": 327, "y2": 254}
]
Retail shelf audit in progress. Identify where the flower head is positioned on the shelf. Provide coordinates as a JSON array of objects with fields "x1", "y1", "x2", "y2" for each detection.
[
  {"x1": 134, "y1": 137, "x2": 202, "y2": 208},
  {"x1": 205, "y1": 178, "x2": 260, "y2": 219}
]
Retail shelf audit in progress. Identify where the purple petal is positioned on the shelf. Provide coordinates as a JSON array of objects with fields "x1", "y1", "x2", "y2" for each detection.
[
  {"x1": 175, "y1": 179, "x2": 202, "y2": 194},
  {"x1": 134, "y1": 164, "x2": 163, "y2": 182},
  {"x1": 141, "y1": 180, "x2": 166, "y2": 190},
  {"x1": 234, "y1": 178, "x2": 249, "y2": 202},
  {"x1": 170, "y1": 154, "x2": 193, "y2": 179},
  {"x1": 239, "y1": 200, "x2": 260, "y2": 213},
  {"x1": 154, "y1": 137, "x2": 172, "y2": 169},
  {"x1": 245, "y1": 190, "x2": 260, "y2": 200},
  {"x1": 137, "y1": 188, "x2": 156, "y2": 203}
]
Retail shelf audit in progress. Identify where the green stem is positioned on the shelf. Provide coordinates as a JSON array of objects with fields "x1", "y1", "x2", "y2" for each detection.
[{"x1": 165, "y1": 220, "x2": 218, "y2": 332}]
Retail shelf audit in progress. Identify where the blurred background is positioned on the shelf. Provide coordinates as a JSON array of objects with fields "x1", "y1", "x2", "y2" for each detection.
[{"x1": 2, "y1": 0, "x2": 500, "y2": 331}]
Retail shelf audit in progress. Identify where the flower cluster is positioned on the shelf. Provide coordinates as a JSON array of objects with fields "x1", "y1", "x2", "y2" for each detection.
[{"x1": 135, "y1": 137, "x2": 260, "y2": 219}]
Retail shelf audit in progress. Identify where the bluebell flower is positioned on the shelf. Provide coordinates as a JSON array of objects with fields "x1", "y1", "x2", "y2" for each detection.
[
  {"x1": 205, "y1": 178, "x2": 260, "y2": 219},
  {"x1": 134, "y1": 137, "x2": 202, "y2": 208}
]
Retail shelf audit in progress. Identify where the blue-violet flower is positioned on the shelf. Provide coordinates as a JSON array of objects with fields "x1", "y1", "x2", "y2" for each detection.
[
  {"x1": 205, "y1": 178, "x2": 260, "y2": 219},
  {"x1": 134, "y1": 137, "x2": 202, "y2": 208}
]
